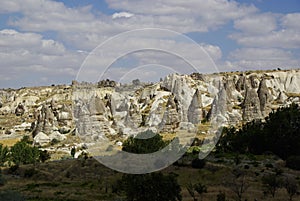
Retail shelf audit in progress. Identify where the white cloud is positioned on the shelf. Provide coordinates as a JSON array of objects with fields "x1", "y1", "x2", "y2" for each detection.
[
  {"x1": 281, "y1": 13, "x2": 300, "y2": 31},
  {"x1": 0, "y1": 0, "x2": 299, "y2": 87},
  {"x1": 0, "y1": 29, "x2": 84, "y2": 87},
  {"x1": 234, "y1": 13, "x2": 277, "y2": 34},
  {"x1": 0, "y1": 29, "x2": 66, "y2": 55},
  {"x1": 230, "y1": 12, "x2": 300, "y2": 49},
  {"x1": 106, "y1": 0, "x2": 257, "y2": 32},
  {"x1": 229, "y1": 48, "x2": 293, "y2": 60},
  {"x1": 0, "y1": 1, "x2": 20, "y2": 13},
  {"x1": 226, "y1": 48, "x2": 300, "y2": 71},
  {"x1": 0, "y1": 0, "x2": 258, "y2": 51},
  {"x1": 112, "y1": 12, "x2": 134, "y2": 19}
]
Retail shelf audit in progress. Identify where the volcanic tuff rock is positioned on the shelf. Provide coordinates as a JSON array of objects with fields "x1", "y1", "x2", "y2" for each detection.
[{"x1": 1, "y1": 69, "x2": 300, "y2": 153}]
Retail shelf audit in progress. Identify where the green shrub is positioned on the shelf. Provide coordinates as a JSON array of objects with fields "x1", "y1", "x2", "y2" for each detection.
[
  {"x1": 0, "y1": 143, "x2": 9, "y2": 166},
  {"x1": 286, "y1": 155, "x2": 300, "y2": 170},
  {"x1": 24, "y1": 168, "x2": 38, "y2": 178},
  {"x1": 191, "y1": 158, "x2": 206, "y2": 169},
  {"x1": 0, "y1": 191, "x2": 25, "y2": 201},
  {"x1": 10, "y1": 141, "x2": 40, "y2": 165}
]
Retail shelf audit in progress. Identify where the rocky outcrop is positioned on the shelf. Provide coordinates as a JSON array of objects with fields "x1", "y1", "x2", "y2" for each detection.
[
  {"x1": 242, "y1": 85, "x2": 262, "y2": 121},
  {"x1": 257, "y1": 78, "x2": 272, "y2": 116},
  {"x1": 188, "y1": 89, "x2": 202, "y2": 124},
  {"x1": 159, "y1": 95, "x2": 180, "y2": 132},
  {"x1": 15, "y1": 103, "x2": 25, "y2": 116},
  {"x1": 34, "y1": 132, "x2": 50, "y2": 146},
  {"x1": 1, "y1": 69, "x2": 300, "y2": 153}
]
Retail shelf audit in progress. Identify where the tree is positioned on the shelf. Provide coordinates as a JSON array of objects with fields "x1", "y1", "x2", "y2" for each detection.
[
  {"x1": 122, "y1": 130, "x2": 167, "y2": 154},
  {"x1": 187, "y1": 182, "x2": 207, "y2": 201},
  {"x1": 10, "y1": 141, "x2": 40, "y2": 166},
  {"x1": 71, "y1": 147, "x2": 76, "y2": 158},
  {"x1": 119, "y1": 130, "x2": 181, "y2": 201},
  {"x1": 262, "y1": 173, "x2": 283, "y2": 198},
  {"x1": 226, "y1": 168, "x2": 249, "y2": 201},
  {"x1": 217, "y1": 104, "x2": 300, "y2": 159},
  {"x1": 0, "y1": 143, "x2": 9, "y2": 166},
  {"x1": 187, "y1": 182, "x2": 197, "y2": 201},
  {"x1": 216, "y1": 191, "x2": 226, "y2": 201},
  {"x1": 120, "y1": 172, "x2": 182, "y2": 201},
  {"x1": 39, "y1": 150, "x2": 51, "y2": 163},
  {"x1": 284, "y1": 176, "x2": 298, "y2": 201}
]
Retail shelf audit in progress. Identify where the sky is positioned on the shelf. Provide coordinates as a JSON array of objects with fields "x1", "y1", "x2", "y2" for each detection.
[{"x1": 0, "y1": 0, "x2": 299, "y2": 88}]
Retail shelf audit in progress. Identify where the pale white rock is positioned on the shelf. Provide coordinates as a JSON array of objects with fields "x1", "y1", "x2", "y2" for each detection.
[
  {"x1": 201, "y1": 95, "x2": 214, "y2": 108},
  {"x1": 13, "y1": 122, "x2": 31, "y2": 131},
  {"x1": 179, "y1": 122, "x2": 195, "y2": 131},
  {"x1": 0, "y1": 105, "x2": 11, "y2": 114},
  {"x1": 49, "y1": 131, "x2": 67, "y2": 141},
  {"x1": 116, "y1": 141, "x2": 123, "y2": 146},
  {"x1": 74, "y1": 150, "x2": 82, "y2": 159},
  {"x1": 34, "y1": 132, "x2": 50, "y2": 146}
]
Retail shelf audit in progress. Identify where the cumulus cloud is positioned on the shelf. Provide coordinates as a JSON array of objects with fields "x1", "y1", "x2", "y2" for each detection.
[
  {"x1": 112, "y1": 12, "x2": 134, "y2": 19},
  {"x1": 0, "y1": 29, "x2": 84, "y2": 88},
  {"x1": 2, "y1": 0, "x2": 258, "y2": 51},
  {"x1": 227, "y1": 48, "x2": 299, "y2": 71},
  {"x1": 0, "y1": 0, "x2": 299, "y2": 87},
  {"x1": 230, "y1": 12, "x2": 300, "y2": 49},
  {"x1": 234, "y1": 13, "x2": 278, "y2": 34}
]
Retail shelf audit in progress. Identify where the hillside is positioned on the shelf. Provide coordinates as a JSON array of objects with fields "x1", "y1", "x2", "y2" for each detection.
[{"x1": 0, "y1": 69, "x2": 300, "y2": 159}]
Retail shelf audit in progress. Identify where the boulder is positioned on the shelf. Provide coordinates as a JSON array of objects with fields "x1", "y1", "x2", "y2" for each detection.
[
  {"x1": 59, "y1": 126, "x2": 71, "y2": 134},
  {"x1": 34, "y1": 132, "x2": 50, "y2": 146},
  {"x1": 49, "y1": 131, "x2": 67, "y2": 141},
  {"x1": 58, "y1": 111, "x2": 72, "y2": 121},
  {"x1": 277, "y1": 91, "x2": 288, "y2": 104},
  {"x1": 88, "y1": 96, "x2": 106, "y2": 115}
]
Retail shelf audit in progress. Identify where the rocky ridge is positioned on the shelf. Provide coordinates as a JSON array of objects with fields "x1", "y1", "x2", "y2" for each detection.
[{"x1": 1, "y1": 69, "x2": 300, "y2": 158}]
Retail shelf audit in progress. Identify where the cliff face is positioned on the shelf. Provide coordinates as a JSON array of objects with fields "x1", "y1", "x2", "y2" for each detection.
[{"x1": 1, "y1": 69, "x2": 300, "y2": 154}]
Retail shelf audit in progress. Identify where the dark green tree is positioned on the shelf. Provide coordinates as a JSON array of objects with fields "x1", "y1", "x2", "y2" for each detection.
[
  {"x1": 121, "y1": 172, "x2": 182, "y2": 201},
  {"x1": 0, "y1": 143, "x2": 9, "y2": 166},
  {"x1": 122, "y1": 130, "x2": 167, "y2": 154},
  {"x1": 262, "y1": 173, "x2": 283, "y2": 198},
  {"x1": 264, "y1": 103, "x2": 300, "y2": 159},
  {"x1": 71, "y1": 147, "x2": 76, "y2": 158},
  {"x1": 284, "y1": 176, "x2": 298, "y2": 201},
  {"x1": 10, "y1": 141, "x2": 40, "y2": 166},
  {"x1": 120, "y1": 130, "x2": 181, "y2": 201},
  {"x1": 217, "y1": 104, "x2": 300, "y2": 159},
  {"x1": 39, "y1": 150, "x2": 51, "y2": 163},
  {"x1": 187, "y1": 182, "x2": 207, "y2": 201}
]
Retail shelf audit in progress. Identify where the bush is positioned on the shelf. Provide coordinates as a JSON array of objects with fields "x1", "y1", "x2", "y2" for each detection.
[
  {"x1": 0, "y1": 173, "x2": 6, "y2": 186},
  {"x1": 122, "y1": 130, "x2": 167, "y2": 154},
  {"x1": 191, "y1": 158, "x2": 206, "y2": 169},
  {"x1": 216, "y1": 191, "x2": 226, "y2": 201},
  {"x1": 286, "y1": 155, "x2": 300, "y2": 170},
  {"x1": 8, "y1": 165, "x2": 19, "y2": 174},
  {"x1": 39, "y1": 150, "x2": 51, "y2": 163},
  {"x1": 24, "y1": 168, "x2": 38, "y2": 178},
  {"x1": 10, "y1": 141, "x2": 40, "y2": 165},
  {"x1": 0, "y1": 191, "x2": 25, "y2": 201},
  {"x1": 0, "y1": 143, "x2": 9, "y2": 166},
  {"x1": 120, "y1": 172, "x2": 182, "y2": 201}
]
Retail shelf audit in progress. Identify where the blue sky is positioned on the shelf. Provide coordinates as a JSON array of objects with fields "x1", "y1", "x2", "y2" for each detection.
[{"x1": 0, "y1": 0, "x2": 299, "y2": 88}]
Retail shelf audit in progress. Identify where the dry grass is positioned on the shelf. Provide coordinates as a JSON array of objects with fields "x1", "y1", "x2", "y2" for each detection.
[
  {"x1": 0, "y1": 138, "x2": 20, "y2": 147},
  {"x1": 0, "y1": 154, "x2": 299, "y2": 201}
]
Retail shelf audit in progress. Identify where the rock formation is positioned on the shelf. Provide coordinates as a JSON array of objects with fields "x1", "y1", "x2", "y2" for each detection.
[
  {"x1": 188, "y1": 89, "x2": 202, "y2": 124},
  {"x1": 0, "y1": 69, "x2": 300, "y2": 154}
]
